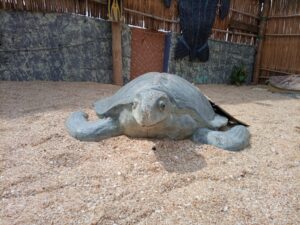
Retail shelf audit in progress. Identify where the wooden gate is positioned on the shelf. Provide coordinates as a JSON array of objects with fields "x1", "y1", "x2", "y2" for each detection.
[{"x1": 130, "y1": 28, "x2": 166, "y2": 79}]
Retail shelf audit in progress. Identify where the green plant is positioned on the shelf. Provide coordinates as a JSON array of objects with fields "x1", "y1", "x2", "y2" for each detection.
[{"x1": 230, "y1": 65, "x2": 248, "y2": 86}]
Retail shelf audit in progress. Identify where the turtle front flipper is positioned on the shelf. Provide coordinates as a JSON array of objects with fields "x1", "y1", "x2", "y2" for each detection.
[
  {"x1": 66, "y1": 111, "x2": 121, "y2": 141},
  {"x1": 192, "y1": 125, "x2": 250, "y2": 151}
]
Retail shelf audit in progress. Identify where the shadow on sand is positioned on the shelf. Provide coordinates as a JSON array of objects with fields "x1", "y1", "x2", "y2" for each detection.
[{"x1": 151, "y1": 140, "x2": 207, "y2": 174}]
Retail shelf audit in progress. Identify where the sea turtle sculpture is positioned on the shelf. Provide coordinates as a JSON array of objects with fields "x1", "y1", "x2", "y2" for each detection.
[{"x1": 66, "y1": 72, "x2": 250, "y2": 151}]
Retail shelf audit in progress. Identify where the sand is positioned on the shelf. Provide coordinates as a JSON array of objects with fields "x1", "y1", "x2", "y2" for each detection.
[{"x1": 1, "y1": 81, "x2": 299, "y2": 225}]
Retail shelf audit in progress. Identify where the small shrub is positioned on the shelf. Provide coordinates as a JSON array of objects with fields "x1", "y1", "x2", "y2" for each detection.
[{"x1": 230, "y1": 65, "x2": 248, "y2": 86}]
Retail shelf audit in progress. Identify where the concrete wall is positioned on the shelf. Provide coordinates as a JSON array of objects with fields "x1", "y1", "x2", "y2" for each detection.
[
  {"x1": 0, "y1": 10, "x2": 130, "y2": 82},
  {"x1": 121, "y1": 25, "x2": 131, "y2": 83},
  {"x1": 0, "y1": 10, "x2": 254, "y2": 84},
  {"x1": 168, "y1": 34, "x2": 255, "y2": 84}
]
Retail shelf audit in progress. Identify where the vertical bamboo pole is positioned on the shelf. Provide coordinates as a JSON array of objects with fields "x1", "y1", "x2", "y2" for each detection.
[
  {"x1": 111, "y1": 21, "x2": 123, "y2": 85},
  {"x1": 253, "y1": 0, "x2": 271, "y2": 84}
]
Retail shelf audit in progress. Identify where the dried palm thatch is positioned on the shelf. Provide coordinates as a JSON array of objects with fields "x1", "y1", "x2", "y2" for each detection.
[{"x1": 0, "y1": 0, "x2": 108, "y2": 19}]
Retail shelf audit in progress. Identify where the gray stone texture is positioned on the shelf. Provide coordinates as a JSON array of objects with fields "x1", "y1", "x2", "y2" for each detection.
[
  {"x1": 168, "y1": 33, "x2": 255, "y2": 84},
  {"x1": 0, "y1": 10, "x2": 130, "y2": 82},
  {"x1": 0, "y1": 10, "x2": 255, "y2": 84},
  {"x1": 121, "y1": 24, "x2": 131, "y2": 84}
]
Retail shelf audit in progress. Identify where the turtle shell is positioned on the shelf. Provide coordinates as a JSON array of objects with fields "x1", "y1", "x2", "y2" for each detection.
[{"x1": 94, "y1": 72, "x2": 220, "y2": 128}]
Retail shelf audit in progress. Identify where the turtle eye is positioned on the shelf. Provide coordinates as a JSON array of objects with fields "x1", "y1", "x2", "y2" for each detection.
[{"x1": 158, "y1": 100, "x2": 166, "y2": 111}]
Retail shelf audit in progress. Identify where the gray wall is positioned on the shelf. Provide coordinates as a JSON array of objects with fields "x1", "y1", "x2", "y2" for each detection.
[
  {"x1": 121, "y1": 25, "x2": 131, "y2": 83},
  {"x1": 168, "y1": 34, "x2": 255, "y2": 84},
  {"x1": 0, "y1": 10, "x2": 254, "y2": 84},
  {"x1": 0, "y1": 10, "x2": 130, "y2": 82}
]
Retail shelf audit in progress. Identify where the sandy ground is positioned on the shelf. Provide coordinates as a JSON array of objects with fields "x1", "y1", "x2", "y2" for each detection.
[{"x1": 0, "y1": 81, "x2": 300, "y2": 225}]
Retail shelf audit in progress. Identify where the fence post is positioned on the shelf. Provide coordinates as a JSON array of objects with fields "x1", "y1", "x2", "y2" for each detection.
[
  {"x1": 111, "y1": 22, "x2": 123, "y2": 85},
  {"x1": 108, "y1": 0, "x2": 123, "y2": 85},
  {"x1": 253, "y1": 0, "x2": 271, "y2": 84}
]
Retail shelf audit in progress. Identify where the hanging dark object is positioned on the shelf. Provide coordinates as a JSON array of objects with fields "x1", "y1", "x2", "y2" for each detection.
[
  {"x1": 175, "y1": 0, "x2": 230, "y2": 62},
  {"x1": 219, "y1": 0, "x2": 231, "y2": 19},
  {"x1": 163, "y1": 0, "x2": 172, "y2": 8}
]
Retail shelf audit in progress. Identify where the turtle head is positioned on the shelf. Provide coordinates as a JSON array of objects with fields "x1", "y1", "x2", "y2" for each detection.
[{"x1": 132, "y1": 89, "x2": 171, "y2": 127}]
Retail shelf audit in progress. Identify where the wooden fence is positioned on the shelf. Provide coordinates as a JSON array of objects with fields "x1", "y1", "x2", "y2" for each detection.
[
  {"x1": 123, "y1": 0, "x2": 180, "y2": 32},
  {"x1": 211, "y1": 0, "x2": 260, "y2": 45},
  {"x1": 123, "y1": 0, "x2": 260, "y2": 45},
  {"x1": 259, "y1": 0, "x2": 300, "y2": 81}
]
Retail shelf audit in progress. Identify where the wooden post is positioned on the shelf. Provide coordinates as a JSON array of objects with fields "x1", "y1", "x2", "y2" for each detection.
[
  {"x1": 253, "y1": 0, "x2": 271, "y2": 84},
  {"x1": 111, "y1": 22, "x2": 123, "y2": 85}
]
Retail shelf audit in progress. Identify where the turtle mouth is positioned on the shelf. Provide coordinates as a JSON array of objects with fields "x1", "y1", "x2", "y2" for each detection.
[{"x1": 138, "y1": 118, "x2": 167, "y2": 128}]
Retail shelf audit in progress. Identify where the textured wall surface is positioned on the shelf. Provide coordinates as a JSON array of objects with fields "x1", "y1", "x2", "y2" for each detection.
[
  {"x1": 0, "y1": 11, "x2": 130, "y2": 82},
  {"x1": 0, "y1": 11, "x2": 254, "y2": 84},
  {"x1": 168, "y1": 34, "x2": 255, "y2": 84},
  {"x1": 130, "y1": 28, "x2": 165, "y2": 80},
  {"x1": 121, "y1": 24, "x2": 131, "y2": 83}
]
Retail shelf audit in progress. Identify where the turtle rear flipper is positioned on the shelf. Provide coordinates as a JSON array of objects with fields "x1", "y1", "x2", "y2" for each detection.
[
  {"x1": 209, "y1": 114, "x2": 228, "y2": 128},
  {"x1": 192, "y1": 125, "x2": 250, "y2": 151},
  {"x1": 66, "y1": 111, "x2": 121, "y2": 141}
]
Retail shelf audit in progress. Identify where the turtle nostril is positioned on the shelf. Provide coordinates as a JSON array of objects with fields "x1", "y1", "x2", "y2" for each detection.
[
  {"x1": 132, "y1": 101, "x2": 138, "y2": 109},
  {"x1": 141, "y1": 113, "x2": 148, "y2": 121},
  {"x1": 139, "y1": 111, "x2": 151, "y2": 124}
]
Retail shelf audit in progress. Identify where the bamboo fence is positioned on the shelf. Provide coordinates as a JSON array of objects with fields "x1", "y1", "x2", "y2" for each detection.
[
  {"x1": 212, "y1": 0, "x2": 260, "y2": 45},
  {"x1": 123, "y1": 0, "x2": 260, "y2": 45},
  {"x1": 0, "y1": 0, "x2": 108, "y2": 19},
  {"x1": 259, "y1": 0, "x2": 300, "y2": 80},
  {"x1": 123, "y1": 0, "x2": 180, "y2": 32}
]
